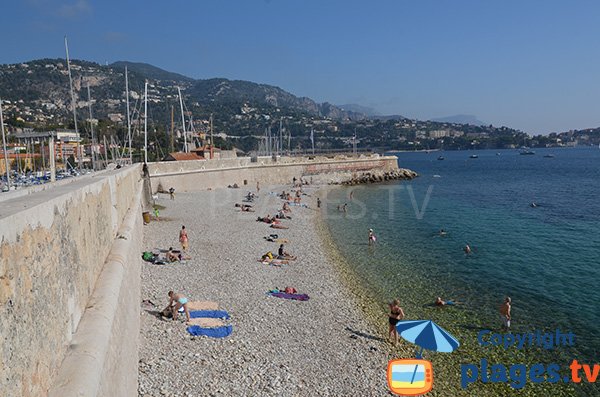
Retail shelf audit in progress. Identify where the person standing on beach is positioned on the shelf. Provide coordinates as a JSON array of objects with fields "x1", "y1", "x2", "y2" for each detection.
[
  {"x1": 179, "y1": 225, "x2": 189, "y2": 251},
  {"x1": 317, "y1": 197, "x2": 321, "y2": 208},
  {"x1": 256, "y1": 181, "x2": 260, "y2": 193},
  {"x1": 165, "y1": 291, "x2": 191, "y2": 322},
  {"x1": 499, "y1": 297, "x2": 511, "y2": 330},
  {"x1": 169, "y1": 187, "x2": 175, "y2": 200},
  {"x1": 388, "y1": 299, "x2": 405, "y2": 346}
]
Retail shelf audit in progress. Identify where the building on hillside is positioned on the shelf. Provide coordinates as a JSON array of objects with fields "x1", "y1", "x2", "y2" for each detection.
[
  {"x1": 162, "y1": 152, "x2": 206, "y2": 161},
  {"x1": 13, "y1": 129, "x2": 85, "y2": 163},
  {"x1": 162, "y1": 145, "x2": 222, "y2": 161},
  {"x1": 0, "y1": 152, "x2": 42, "y2": 174}
]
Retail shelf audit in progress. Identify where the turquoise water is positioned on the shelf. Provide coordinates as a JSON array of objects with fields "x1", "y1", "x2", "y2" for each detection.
[{"x1": 323, "y1": 147, "x2": 600, "y2": 361}]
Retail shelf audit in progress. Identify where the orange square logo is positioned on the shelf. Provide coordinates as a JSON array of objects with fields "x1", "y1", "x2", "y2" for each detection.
[{"x1": 387, "y1": 359, "x2": 434, "y2": 396}]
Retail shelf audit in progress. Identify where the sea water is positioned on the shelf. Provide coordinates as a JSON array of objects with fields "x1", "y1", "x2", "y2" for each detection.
[{"x1": 323, "y1": 147, "x2": 600, "y2": 360}]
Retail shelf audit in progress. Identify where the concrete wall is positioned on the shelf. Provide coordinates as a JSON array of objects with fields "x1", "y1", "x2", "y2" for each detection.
[
  {"x1": 148, "y1": 154, "x2": 399, "y2": 192},
  {"x1": 0, "y1": 165, "x2": 144, "y2": 397}
]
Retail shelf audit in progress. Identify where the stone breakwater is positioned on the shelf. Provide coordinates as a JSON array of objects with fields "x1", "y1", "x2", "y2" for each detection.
[{"x1": 332, "y1": 168, "x2": 418, "y2": 185}]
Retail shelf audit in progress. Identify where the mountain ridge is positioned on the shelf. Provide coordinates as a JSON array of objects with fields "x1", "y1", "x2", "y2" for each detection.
[{"x1": 431, "y1": 114, "x2": 485, "y2": 126}]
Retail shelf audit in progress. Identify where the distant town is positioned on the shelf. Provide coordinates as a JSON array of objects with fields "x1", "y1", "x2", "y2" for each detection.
[{"x1": 1, "y1": 58, "x2": 599, "y2": 178}]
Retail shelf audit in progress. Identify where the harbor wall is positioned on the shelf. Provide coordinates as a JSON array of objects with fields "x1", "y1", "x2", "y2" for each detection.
[
  {"x1": 0, "y1": 165, "x2": 144, "y2": 397},
  {"x1": 147, "y1": 154, "x2": 399, "y2": 192}
]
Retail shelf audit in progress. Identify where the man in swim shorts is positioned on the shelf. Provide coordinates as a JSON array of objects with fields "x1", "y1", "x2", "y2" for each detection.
[
  {"x1": 499, "y1": 296, "x2": 511, "y2": 330},
  {"x1": 166, "y1": 291, "x2": 191, "y2": 322}
]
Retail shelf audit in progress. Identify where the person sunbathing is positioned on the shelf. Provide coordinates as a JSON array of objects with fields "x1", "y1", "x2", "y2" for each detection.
[
  {"x1": 235, "y1": 203, "x2": 254, "y2": 212},
  {"x1": 260, "y1": 252, "x2": 289, "y2": 265},
  {"x1": 275, "y1": 211, "x2": 291, "y2": 220},
  {"x1": 282, "y1": 202, "x2": 291, "y2": 213},
  {"x1": 164, "y1": 291, "x2": 191, "y2": 322},
  {"x1": 277, "y1": 244, "x2": 297, "y2": 260},
  {"x1": 167, "y1": 247, "x2": 181, "y2": 262}
]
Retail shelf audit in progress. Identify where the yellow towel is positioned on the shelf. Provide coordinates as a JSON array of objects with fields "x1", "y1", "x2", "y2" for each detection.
[
  {"x1": 188, "y1": 318, "x2": 224, "y2": 328},
  {"x1": 187, "y1": 301, "x2": 219, "y2": 311}
]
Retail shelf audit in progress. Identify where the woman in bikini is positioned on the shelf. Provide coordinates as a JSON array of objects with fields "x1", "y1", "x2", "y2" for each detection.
[
  {"x1": 388, "y1": 299, "x2": 405, "y2": 346},
  {"x1": 165, "y1": 291, "x2": 190, "y2": 322},
  {"x1": 179, "y1": 225, "x2": 189, "y2": 251}
]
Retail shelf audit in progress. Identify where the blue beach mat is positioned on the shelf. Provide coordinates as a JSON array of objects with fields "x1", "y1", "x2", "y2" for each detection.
[
  {"x1": 187, "y1": 325, "x2": 233, "y2": 338},
  {"x1": 189, "y1": 310, "x2": 231, "y2": 319}
]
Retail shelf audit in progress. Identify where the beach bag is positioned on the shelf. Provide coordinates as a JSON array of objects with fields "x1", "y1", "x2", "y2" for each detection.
[{"x1": 142, "y1": 251, "x2": 154, "y2": 262}]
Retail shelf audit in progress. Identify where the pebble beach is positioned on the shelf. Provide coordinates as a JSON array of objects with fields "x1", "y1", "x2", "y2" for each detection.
[{"x1": 138, "y1": 185, "x2": 403, "y2": 397}]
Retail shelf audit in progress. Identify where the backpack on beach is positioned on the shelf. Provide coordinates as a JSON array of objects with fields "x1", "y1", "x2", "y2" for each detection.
[{"x1": 142, "y1": 251, "x2": 155, "y2": 262}]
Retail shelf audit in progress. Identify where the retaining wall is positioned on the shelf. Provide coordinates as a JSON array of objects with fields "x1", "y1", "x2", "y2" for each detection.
[
  {"x1": 148, "y1": 154, "x2": 399, "y2": 192},
  {"x1": 0, "y1": 165, "x2": 144, "y2": 397}
]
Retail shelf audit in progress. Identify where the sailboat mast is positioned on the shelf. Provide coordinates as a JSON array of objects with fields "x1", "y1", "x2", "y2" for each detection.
[
  {"x1": 170, "y1": 105, "x2": 175, "y2": 153},
  {"x1": 210, "y1": 114, "x2": 214, "y2": 159},
  {"x1": 144, "y1": 81, "x2": 148, "y2": 164},
  {"x1": 177, "y1": 87, "x2": 187, "y2": 153},
  {"x1": 87, "y1": 83, "x2": 97, "y2": 171},
  {"x1": 287, "y1": 122, "x2": 291, "y2": 153},
  {"x1": 0, "y1": 98, "x2": 11, "y2": 190},
  {"x1": 125, "y1": 66, "x2": 132, "y2": 164},
  {"x1": 279, "y1": 118, "x2": 283, "y2": 155},
  {"x1": 64, "y1": 36, "x2": 81, "y2": 170}
]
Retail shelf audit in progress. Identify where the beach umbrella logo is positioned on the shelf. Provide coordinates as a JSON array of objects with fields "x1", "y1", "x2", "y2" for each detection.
[{"x1": 387, "y1": 320, "x2": 460, "y2": 395}]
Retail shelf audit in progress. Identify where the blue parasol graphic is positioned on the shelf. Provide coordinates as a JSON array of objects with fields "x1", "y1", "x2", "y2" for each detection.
[{"x1": 395, "y1": 320, "x2": 460, "y2": 384}]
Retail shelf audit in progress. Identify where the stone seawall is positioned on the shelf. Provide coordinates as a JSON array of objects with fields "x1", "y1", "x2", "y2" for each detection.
[
  {"x1": 148, "y1": 154, "x2": 400, "y2": 192},
  {"x1": 0, "y1": 165, "x2": 144, "y2": 397}
]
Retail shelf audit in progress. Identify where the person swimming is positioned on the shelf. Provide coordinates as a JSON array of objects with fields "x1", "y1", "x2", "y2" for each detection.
[
  {"x1": 439, "y1": 229, "x2": 447, "y2": 236},
  {"x1": 435, "y1": 297, "x2": 455, "y2": 306},
  {"x1": 464, "y1": 244, "x2": 472, "y2": 254}
]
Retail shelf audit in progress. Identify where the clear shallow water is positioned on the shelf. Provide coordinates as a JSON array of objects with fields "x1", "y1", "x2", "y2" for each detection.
[{"x1": 323, "y1": 147, "x2": 600, "y2": 360}]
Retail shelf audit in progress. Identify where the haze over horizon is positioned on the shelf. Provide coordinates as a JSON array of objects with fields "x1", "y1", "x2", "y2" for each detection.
[{"x1": 3, "y1": 0, "x2": 600, "y2": 135}]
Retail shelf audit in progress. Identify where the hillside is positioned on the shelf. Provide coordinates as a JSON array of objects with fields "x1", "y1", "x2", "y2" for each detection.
[{"x1": 1, "y1": 58, "x2": 576, "y2": 155}]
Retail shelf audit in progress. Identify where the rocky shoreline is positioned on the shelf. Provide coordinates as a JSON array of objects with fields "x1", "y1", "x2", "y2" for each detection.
[{"x1": 332, "y1": 168, "x2": 418, "y2": 186}]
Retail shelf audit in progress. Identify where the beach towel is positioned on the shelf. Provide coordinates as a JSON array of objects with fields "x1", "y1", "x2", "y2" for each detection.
[
  {"x1": 186, "y1": 301, "x2": 219, "y2": 311},
  {"x1": 268, "y1": 292, "x2": 310, "y2": 301},
  {"x1": 190, "y1": 310, "x2": 231, "y2": 319},
  {"x1": 187, "y1": 325, "x2": 233, "y2": 338},
  {"x1": 259, "y1": 259, "x2": 287, "y2": 266},
  {"x1": 188, "y1": 318, "x2": 225, "y2": 328}
]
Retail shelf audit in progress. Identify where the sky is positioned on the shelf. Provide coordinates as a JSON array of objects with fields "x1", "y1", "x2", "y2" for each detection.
[{"x1": 2, "y1": 0, "x2": 600, "y2": 134}]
